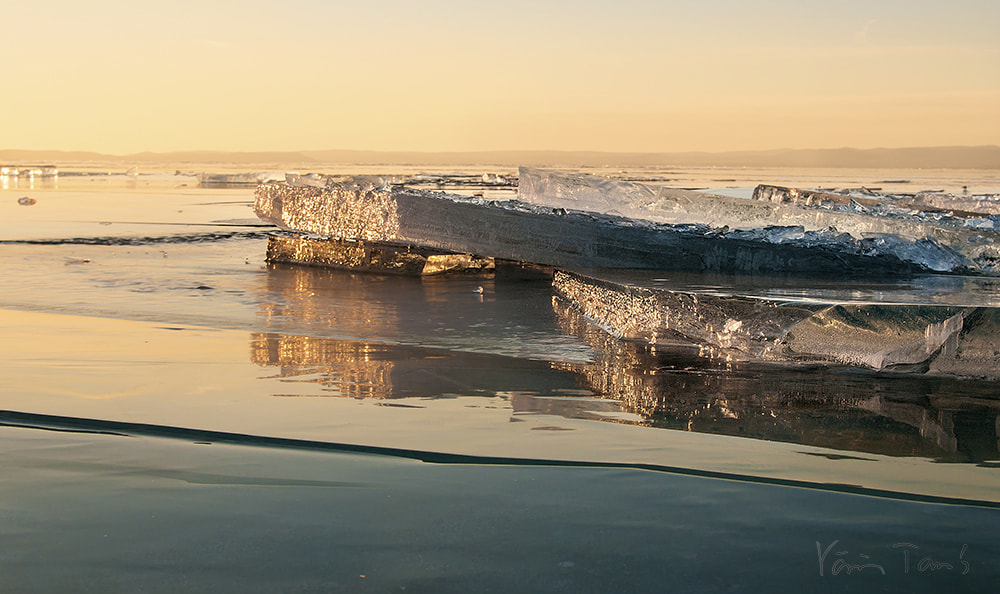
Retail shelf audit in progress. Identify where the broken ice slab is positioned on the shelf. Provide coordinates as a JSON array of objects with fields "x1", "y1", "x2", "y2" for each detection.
[
  {"x1": 266, "y1": 235, "x2": 494, "y2": 276},
  {"x1": 253, "y1": 178, "x2": 980, "y2": 276},
  {"x1": 553, "y1": 269, "x2": 1000, "y2": 379},
  {"x1": 907, "y1": 192, "x2": 1000, "y2": 217},
  {"x1": 518, "y1": 168, "x2": 1000, "y2": 275},
  {"x1": 752, "y1": 184, "x2": 1000, "y2": 218}
]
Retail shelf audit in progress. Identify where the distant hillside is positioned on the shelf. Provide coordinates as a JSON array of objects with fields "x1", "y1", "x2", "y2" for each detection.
[
  {"x1": 0, "y1": 149, "x2": 113, "y2": 162},
  {"x1": 129, "y1": 150, "x2": 319, "y2": 164},
  {"x1": 1, "y1": 146, "x2": 998, "y2": 169}
]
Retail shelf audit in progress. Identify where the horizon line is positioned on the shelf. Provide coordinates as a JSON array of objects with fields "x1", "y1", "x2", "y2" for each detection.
[{"x1": 1, "y1": 145, "x2": 998, "y2": 169}]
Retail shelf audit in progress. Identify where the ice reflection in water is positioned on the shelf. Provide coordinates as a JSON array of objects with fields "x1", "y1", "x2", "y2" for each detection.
[
  {"x1": 250, "y1": 330, "x2": 634, "y2": 422},
  {"x1": 252, "y1": 336, "x2": 396, "y2": 399},
  {"x1": 249, "y1": 262, "x2": 1000, "y2": 463},
  {"x1": 249, "y1": 332, "x2": 587, "y2": 402},
  {"x1": 552, "y1": 297, "x2": 1000, "y2": 463},
  {"x1": 251, "y1": 262, "x2": 652, "y2": 421},
  {"x1": 256, "y1": 261, "x2": 592, "y2": 363}
]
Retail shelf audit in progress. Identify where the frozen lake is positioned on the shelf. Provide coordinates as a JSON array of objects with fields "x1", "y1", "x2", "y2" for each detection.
[{"x1": 1, "y1": 163, "x2": 998, "y2": 592}]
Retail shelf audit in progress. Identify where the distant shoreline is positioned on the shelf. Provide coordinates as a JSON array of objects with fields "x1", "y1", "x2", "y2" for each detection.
[{"x1": 1, "y1": 146, "x2": 998, "y2": 169}]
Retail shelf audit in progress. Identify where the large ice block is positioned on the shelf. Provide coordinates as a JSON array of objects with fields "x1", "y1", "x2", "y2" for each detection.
[
  {"x1": 253, "y1": 178, "x2": 978, "y2": 276},
  {"x1": 518, "y1": 168, "x2": 1000, "y2": 275},
  {"x1": 553, "y1": 269, "x2": 1000, "y2": 379}
]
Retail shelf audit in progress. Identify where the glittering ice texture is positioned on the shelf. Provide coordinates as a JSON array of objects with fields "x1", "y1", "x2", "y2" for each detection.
[
  {"x1": 553, "y1": 270, "x2": 1000, "y2": 378},
  {"x1": 553, "y1": 270, "x2": 823, "y2": 360},
  {"x1": 255, "y1": 182, "x2": 401, "y2": 241}
]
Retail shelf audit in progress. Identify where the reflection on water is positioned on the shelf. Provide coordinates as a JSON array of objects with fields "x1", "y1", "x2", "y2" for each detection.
[
  {"x1": 553, "y1": 297, "x2": 1000, "y2": 463},
  {"x1": 251, "y1": 335, "x2": 395, "y2": 399},
  {"x1": 251, "y1": 263, "x2": 648, "y2": 418},
  {"x1": 258, "y1": 262, "x2": 403, "y2": 342},
  {"x1": 249, "y1": 332, "x2": 591, "y2": 406},
  {"x1": 249, "y1": 260, "x2": 1000, "y2": 463},
  {"x1": 256, "y1": 261, "x2": 592, "y2": 363},
  {"x1": 249, "y1": 330, "x2": 641, "y2": 423}
]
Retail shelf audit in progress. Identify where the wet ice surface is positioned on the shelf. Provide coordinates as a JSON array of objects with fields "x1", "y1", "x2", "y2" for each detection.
[
  {"x1": 1, "y1": 179, "x2": 270, "y2": 242},
  {"x1": 2, "y1": 165, "x2": 1000, "y2": 592},
  {"x1": 0, "y1": 240, "x2": 591, "y2": 364}
]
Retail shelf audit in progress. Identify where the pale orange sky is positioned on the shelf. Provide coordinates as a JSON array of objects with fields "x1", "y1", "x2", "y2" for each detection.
[{"x1": 2, "y1": 0, "x2": 998, "y2": 154}]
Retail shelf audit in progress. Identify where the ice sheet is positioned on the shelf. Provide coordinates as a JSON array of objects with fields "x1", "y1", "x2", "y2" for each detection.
[
  {"x1": 255, "y1": 177, "x2": 993, "y2": 276},
  {"x1": 518, "y1": 167, "x2": 1000, "y2": 275}
]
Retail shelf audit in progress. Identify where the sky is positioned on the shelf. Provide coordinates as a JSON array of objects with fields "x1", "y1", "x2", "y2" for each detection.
[{"x1": 2, "y1": 0, "x2": 998, "y2": 154}]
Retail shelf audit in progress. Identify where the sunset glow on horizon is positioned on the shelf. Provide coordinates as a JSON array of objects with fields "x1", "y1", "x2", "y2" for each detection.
[{"x1": 2, "y1": 0, "x2": 998, "y2": 155}]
